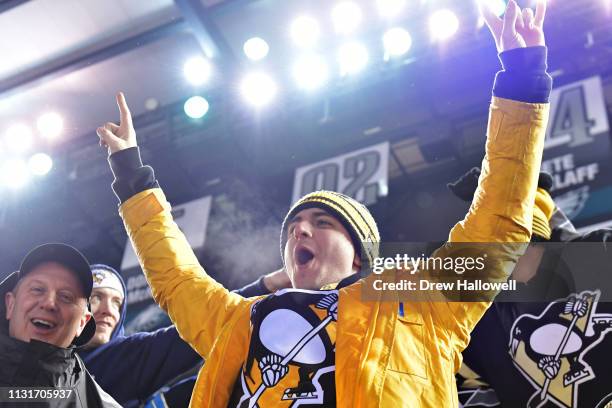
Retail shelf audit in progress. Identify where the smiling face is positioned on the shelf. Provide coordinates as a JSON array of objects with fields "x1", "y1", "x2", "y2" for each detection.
[
  {"x1": 86, "y1": 287, "x2": 123, "y2": 348},
  {"x1": 4, "y1": 262, "x2": 91, "y2": 348},
  {"x1": 284, "y1": 207, "x2": 361, "y2": 290}
]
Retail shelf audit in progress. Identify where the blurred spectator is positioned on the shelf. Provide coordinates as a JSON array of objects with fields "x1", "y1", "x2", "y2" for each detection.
[
  {"x1": 451, "y1": 169, "x2": 612, "y2": 408},
  {"x1": 79, "y1": 264, "x2": 201, "y2": 407}
]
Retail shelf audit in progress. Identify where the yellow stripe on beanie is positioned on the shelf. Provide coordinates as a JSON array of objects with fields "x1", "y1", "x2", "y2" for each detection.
[{"x1": 533, "y1": 187, "x2": 555, "y2": 240}]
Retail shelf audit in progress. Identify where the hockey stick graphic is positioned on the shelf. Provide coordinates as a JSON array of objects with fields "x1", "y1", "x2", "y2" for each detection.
[
  {"x1": 246, "y1": 295, "x2": 338, "y2": 408},
  {"x1": 527, "y1": 296, "x2": 588, "y2": 408}
]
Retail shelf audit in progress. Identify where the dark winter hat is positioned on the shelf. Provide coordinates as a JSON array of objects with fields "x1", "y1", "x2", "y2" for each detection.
[
  {"x1": 280, "y1": 190, "x2": 380, "y2": 266},
  {"x1": 447, "y1": 168, "x2": 555, "y2": 240},
  {"x1": 0, "y1": 243, "x2": 96, "y2": 347}
]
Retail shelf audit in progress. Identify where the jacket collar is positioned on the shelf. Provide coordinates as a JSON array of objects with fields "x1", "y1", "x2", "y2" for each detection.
[
  {"x1": 0, "y1": 331, "x2": 80, "y2": 378},
  {"x1": 320, "y1": 272, "x2": 362, "y2": 290}
]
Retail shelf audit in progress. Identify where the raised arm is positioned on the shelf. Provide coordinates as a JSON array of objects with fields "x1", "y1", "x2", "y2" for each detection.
[
  {"x1": 433, "y1": 0, "x2": 551, "y2": 348},
  {"x1": 97, "y1": 95, "x2": 254, "y2": 358},
  {"x1": 451, "y1": 0, "x2": 549, "y2": 243}
]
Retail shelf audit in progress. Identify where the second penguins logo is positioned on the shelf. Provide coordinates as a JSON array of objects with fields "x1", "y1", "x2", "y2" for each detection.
[{"x1": 509, "y1": 290, "x2": 612, "y2": 408}]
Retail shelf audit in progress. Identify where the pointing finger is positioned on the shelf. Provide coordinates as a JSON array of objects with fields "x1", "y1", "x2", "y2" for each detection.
[
  {"x1": 480, "y1": 0, "x2": 503, "y2": 39},
  {"x1": 502, "y1": 0, "x2": 519, "y2": 39},
  {"x1": 522, "y1": 8, "x2": 534, "y2": 29},
  {"x1": 116, "y1": 92, "x2": 133, "y2": 128},
  {"x1": 534, "y1": 0, "x2": 546, "y2": 28}
]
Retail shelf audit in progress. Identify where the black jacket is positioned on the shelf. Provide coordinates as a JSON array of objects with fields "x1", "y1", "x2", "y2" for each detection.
[
  {"x1": 0, "y1": 330, "x2": 121, "y2": 408},
  {"x1": 458, "y1": 221, "x2": 612, "y2": 408}
]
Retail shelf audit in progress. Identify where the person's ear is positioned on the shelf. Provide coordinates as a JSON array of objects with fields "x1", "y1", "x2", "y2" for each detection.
[
  {"x1": 5, "y1": 291, "x2": 15, "y2": 320},
  {"x1": 353, "y1": 253, "x2": 362, "y2": 271},
  {"x1": 76, "y1": 309, "x2": 92, "y2": 337}
]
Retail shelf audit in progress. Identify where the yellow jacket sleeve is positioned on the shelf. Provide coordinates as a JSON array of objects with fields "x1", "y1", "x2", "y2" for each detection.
[
  {"x1": 436, "y1": 96, "x2": 550, "y2": 354},
  {"x1": 119, "y1": 188, "x2": 253, "y2": 358}
]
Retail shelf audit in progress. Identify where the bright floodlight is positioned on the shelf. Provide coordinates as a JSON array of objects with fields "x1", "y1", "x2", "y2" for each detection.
[
  {"x1": 429, "y1": 9, "x2": 460, "y2": 41},
  {"x1": 183, "y1": 57, "x2": 212, "y2": 85},
  {"x1": 145, "y1": 98, "x2": 159, "y2": 111},
  {"x1": 332, "y1": 2, "x2": 363, "y2": 34},
  {"x1": 4, "y1": 124, "x2": 33, "y2": 153},
  {"x1": 293, "y1": 55, "x2": 329, "y2": 90},
  {"x1": 338, "y1": 42, "x2": 369, "y2": 76},
  {"x1": 37, "y1": 112, "x2": 63, "y2": 140},
  {"x1": 1, "y1": 158, "x2": 29, "y2": 189},
  {"x1": 243, "y1": 37, "x2": 270, "y2": 61},
  {"x1": 240, "y1": 73, "x2": 278, "y2": 107},
  {"x1": 290, "y1": 16, "x2": 320, "y2": 47},
  {"x1": 383, "y1": 28, "x2": 412, "y2": 57},
  {"x1": 377, "y1": 0, "x2": 406, "y2": 18},
  {"x1": 184, "y1": 96, "x2": 210, "y2": 119},
  {"x1": 28, "y1": 153, "x2": 53, "y2": 176}
]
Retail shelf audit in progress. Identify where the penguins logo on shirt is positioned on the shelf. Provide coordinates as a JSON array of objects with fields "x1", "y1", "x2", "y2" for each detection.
[
  {"x1": 235, "y1": 289, "x2": 338, "y2": 407},
  {"x1": 509, "y1": 290, "x2": 612, "y2": 408}
]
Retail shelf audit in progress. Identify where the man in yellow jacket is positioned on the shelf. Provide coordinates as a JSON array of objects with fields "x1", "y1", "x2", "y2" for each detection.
[{"x1": 97, "y1": 1, "x2": 550, "y2": 406}]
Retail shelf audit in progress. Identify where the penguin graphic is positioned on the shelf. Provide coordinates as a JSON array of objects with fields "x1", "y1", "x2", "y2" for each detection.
[
  {"x1": 509, "y1": 291, "x2": 612, "y2": 408},
  {"x1": 236, "y1": 289, "x2": 338, "y2": 407}
]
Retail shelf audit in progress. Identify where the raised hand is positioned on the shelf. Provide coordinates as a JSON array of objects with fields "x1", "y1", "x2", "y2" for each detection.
[
  {"x1": 96, "y1": 92, "x2": 137, "y2": 155},
  {"x1": 481, "y1": 0, "x2": 546, "y2": 52}
]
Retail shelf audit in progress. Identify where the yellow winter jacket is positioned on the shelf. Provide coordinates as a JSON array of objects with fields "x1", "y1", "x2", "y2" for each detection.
[{"x1": 119, "y1": 97, "x2": 549, "y2": 407}]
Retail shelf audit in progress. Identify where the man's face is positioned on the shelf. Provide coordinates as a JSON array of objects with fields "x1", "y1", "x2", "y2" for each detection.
[
  {"x1": 284, "y1": 207, "x2": 360, "y2": 290},
  {"x1": 86, "y1": 287, "x2": 123, "y2": 348},
  {"x1": 4, "y1": 262, "x2": 91, "y2": 348}
]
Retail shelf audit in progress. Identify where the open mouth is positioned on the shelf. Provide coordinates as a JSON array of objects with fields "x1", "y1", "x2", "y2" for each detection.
[
  {"x1": 296, "y1": 247, "x2": 315, "y2": 266},
  {"x1": 31, "y1": 318, "x2": 56, "y2": 330}
]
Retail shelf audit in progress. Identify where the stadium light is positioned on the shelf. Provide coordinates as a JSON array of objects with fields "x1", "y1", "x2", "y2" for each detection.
[
  {"x1": 145, "y1": 98, "x2": 159, "y2": 111},
  {"x1": 293, "y1": 55, "x2": 329, "y2": 90},
  {"x1": 183, "y1": 57, "x2": 212, "y2": 86},
  {"x1": 4, "y1": 124, "x2": 33, "y2": 153},
  {"x1": 332, "y1": 2, "x2": 363, "y2": 34},
  {"x1": 28, "y1": 153, "x2": 53, "y2": 176},
  {"x1": 243, "y1": 37, "x2": 270, "y2": 61},
  {"x1": 240, "y1": 72, "x2": 278, "y2": 107},
  {"x1": 383, "y1": 28, "x2": 413, "y2": 57},
  {"x1": 1, "y1": 158, "x2": 29, "y2": 189},
  {"x1": 184, "y1": 96, "x2": 210, "y2": 119},
  {"x1": 37, "y1": 112, "x2": 64, "y2": 140},
  {"x1": 429, "y1": 9, "x2": 460, "y2": 41},
  {"x1": 290, "y1": 16, "x2": 321, "y2": 47},
  {"x1": 338, "y1": 42, "x2": 369, "y2": 76}
]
